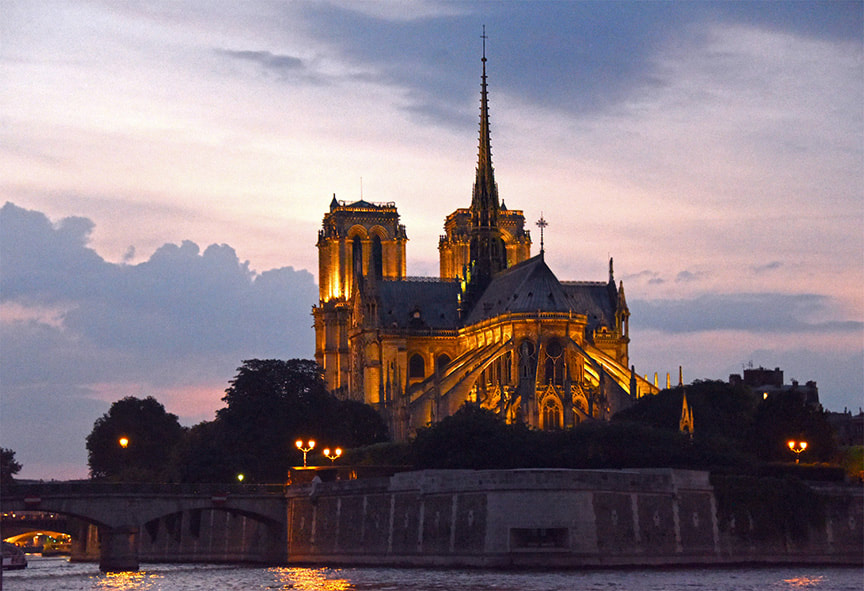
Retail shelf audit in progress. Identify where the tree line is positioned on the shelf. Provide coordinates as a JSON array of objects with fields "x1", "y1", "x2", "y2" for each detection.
[{"x1": 2, "y1": 360, "x2": 848, "y2": 484}]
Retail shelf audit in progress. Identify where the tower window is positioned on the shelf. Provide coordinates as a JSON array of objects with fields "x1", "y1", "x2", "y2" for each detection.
[
  {"x1": 352, "y1": 236, "x2": 363, "y2": 279},
  {"x1": 372, "y1": 235, "x2": 383, "y2": 278},
  {"x1": 409, "y1": 354, "x2": 425, "y2": 380}
]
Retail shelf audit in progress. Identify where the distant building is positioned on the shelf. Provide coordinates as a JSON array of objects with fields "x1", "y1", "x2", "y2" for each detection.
[
  {"x1": 729, "y1": 366, "x2": 820, "y2": 407},
  {"x1": 826, "y1": 410, "x2": 864, "y2": 447},
  {"x1": 312, "y1": 44, "x2": 658, "y2": 440}
]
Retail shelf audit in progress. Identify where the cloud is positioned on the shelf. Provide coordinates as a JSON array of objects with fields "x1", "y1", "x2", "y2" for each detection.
[
  {"x1": 630, "y1": 293, "x2": 862, "y2": 334},
  {"x1": 752, "y1": 261, "x2": 783, "y2": 274},
  {"x1": 0, "y1": 203, "x2": 318, "y2": 478},
  {"x1": 217, "y1": 49, "x2": 321, "y2": 83},
  {"x1": 675, "y1": 270, "x2": 706, "y2": 283}
]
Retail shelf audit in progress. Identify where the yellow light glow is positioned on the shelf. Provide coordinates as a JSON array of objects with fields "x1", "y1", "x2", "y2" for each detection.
[
  {"x1": 295, "y1": 440, "x2": 303, "y2": 449},
  {"x1": 118, "y1": 437, "x2": 129, "y2": 448}
]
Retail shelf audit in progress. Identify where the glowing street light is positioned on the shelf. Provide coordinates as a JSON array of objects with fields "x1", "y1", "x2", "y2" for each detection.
[
  {"x1": 295, "y1": 439, "x2": 316, "y2": 467},
  {"x1": 322, "y1": 447, "x2": 343, "y2": 464},
  {"x1": 237, "y1": 473, "x2": 245, "y2": 483},
  {"x1": 787, "y1": 440, "x2": 808, "y2": 464},
  {"x1": 118, "y1": 437, "x2": 129, "y2": 449}
]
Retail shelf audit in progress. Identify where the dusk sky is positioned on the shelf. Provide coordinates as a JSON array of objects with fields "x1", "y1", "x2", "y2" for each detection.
[{"x1": 2, "y1": 1, "x2": 862, "y2": 480}]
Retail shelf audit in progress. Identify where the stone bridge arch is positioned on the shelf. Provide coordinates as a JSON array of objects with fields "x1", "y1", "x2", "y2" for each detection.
[{"x1": 0, "y1": 483, "x2": 287, "y2": 571}]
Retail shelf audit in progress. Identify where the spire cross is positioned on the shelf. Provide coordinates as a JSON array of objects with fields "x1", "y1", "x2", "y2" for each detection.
[
  {"x1": 481, "y1": 25, "x2": 487, "y2": 61},
  {"x1": 536, "y1": 213, "x2": 548, "y2": 254}
]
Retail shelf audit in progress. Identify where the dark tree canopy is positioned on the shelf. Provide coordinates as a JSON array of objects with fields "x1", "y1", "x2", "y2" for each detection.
[
  {"x1": 177, "y1": 359, "x2": 389, "y2": 483},
  {"x1": 411, "y1": 404, "x2": 739, "y2": 471},
  {"x1": 612, "y1": 380, "x2": 757, "y2": 447},
  {"x1": 413, "y1": 404, "x2": 533, "y2": 469},
  {"x1": 1, "y1": 447, "x2": 22, "y2": 481},
  {"x1": 86, "y1": 396, "x2": 185, "y2": 481},
  {"x1": 746, "y1": 390, "x2": 836, "y2": 462}
]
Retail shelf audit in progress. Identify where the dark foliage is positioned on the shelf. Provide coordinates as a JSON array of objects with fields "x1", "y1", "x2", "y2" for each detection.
[
  {"x1": 175, "y1": 359, "x2": 389, "y2": 483},
  {"x1": 1, "y1": 447, "x2": 22, "y2": 482},
  {"x1": 613, "y1": 380, "x2": 757, "y2": 447},
  {"x1": 413, "y1": 404, "x2": 533, "y2": 469},
  {"x1": 411, "y1": 404, "x2": 748, "y2": 471},
  {"x1": 745, "y1": 390, "x2": 836, "y2": 463},
  {"x1": 86, "y1": 396, "x2": 185, "y2": 481}
]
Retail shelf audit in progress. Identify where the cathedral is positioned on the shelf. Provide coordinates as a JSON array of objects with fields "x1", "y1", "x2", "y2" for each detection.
[{"x1": 313, "y1": 45, "x2": 658, "y2": 440}]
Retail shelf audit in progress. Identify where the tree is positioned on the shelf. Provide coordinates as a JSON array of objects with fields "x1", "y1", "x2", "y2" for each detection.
[
  {"x1": 613, "y1": 380, "x2": 757, "y2": 445},
  {"x1": 746, "y1": 391, "x2": 836, "y2": 463},
  {"x1": 184, "y1": 359, "x2": 389, "y2": 483},
  {"x1": 86, "y1": 396, "x2": 185, "y2": 481},
  {"x1": 1, "y1": 447, "x2": 22, "y2": 482},
  {"x1": 413, "y1": 404, "x2": 532, "y2": 469}
]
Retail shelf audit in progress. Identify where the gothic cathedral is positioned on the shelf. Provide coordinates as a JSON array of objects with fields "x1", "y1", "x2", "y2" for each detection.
[{"x1": 313, "y1": 45, "x2": 658, "y2": 440}]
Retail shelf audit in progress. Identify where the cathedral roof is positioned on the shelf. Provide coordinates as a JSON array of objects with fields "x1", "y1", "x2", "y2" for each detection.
[
  {"x1": 376, "y1": 279, "x2": 461, "y2": 330},
  {"x1": 560, "y1": 281, "x2": 618, "y2": 334},
  {"x1": 463, "y1": 254, "x2": 618, "y2": 333}
]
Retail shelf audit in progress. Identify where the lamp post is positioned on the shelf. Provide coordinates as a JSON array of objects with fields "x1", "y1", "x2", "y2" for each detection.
[
  {"x1": 322, "y1": 447, "x2": 342, "y2": 464},
  {"x1": 295, "y1": 439, "x2": 315, "y2": 468},
  {"x1": 787, "y1": 440, "x2": 807, "y2": 464}
]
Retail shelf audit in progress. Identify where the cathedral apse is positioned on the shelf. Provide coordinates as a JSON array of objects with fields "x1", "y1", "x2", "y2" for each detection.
[{"x1": 312, "y1": 41, "x2": 659, "y2": 441}]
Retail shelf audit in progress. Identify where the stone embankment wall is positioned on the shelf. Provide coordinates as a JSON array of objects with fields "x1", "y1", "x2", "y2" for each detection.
[
  {"x1": 72, "y1": 509, "x2": 286, "y2": 566},
  {"x1": 286, "y1": 469, "x2": 863, "y2": 568}
]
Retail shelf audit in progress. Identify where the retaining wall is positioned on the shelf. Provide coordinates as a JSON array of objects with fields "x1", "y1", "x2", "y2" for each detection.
[{"x1": 285, "y1": 469, "x2": 863, "y2": 568}]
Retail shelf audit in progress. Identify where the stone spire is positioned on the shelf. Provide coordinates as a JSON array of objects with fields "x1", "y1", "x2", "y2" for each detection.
[
  {"x1": 471, "y1": 27, "x2": 500, "y2": 227},
  {"x1": 465, "y1": 27, "x2": 507, "y2": 314}
]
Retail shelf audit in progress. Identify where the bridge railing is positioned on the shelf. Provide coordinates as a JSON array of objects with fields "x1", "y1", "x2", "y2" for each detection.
[{"x1": 1, "y1": 481, "x2": 286, "y2": 498}]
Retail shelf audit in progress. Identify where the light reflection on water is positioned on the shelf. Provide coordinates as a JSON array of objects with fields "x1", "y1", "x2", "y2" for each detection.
[{"x1": 2, "y1": 556, "x2": 861, "y2": 591}]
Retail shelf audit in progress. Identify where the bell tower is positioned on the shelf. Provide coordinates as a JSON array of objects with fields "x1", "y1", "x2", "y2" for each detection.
[{"x1": 313, "y1": 196, "x2": 407, "y2": 395}]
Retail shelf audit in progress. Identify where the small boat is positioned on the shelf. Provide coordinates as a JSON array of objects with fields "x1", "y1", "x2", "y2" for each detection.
[{"x1": 2, "y1": 541, "x2": 27, "y2": 570}]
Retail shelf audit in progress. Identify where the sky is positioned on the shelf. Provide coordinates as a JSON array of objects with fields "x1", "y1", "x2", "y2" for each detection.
[{"x1": 1, "y1": 1, "x2": 862, "y2": 480}]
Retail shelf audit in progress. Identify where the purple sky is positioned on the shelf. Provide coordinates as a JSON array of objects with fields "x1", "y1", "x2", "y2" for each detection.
[{"x1": 2, "y1": 1, "x2": 862, "y2": 480}]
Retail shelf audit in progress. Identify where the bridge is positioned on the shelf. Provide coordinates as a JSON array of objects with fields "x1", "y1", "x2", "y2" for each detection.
[{"x1": 1, "y1": 482, "x2": 287, "y2": 571}]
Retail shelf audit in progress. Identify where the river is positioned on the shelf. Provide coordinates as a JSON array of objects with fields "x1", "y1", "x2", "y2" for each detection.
[{"x1": 3, "y1": 556, "x2": 862, "y2": 590}]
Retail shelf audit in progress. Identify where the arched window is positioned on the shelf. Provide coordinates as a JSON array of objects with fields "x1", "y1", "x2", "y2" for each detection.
[
  {"x1": 371, "y1": 235, "x2": 383, "y2": 279},
  {"x1": 545, "y1": 340, "x2": 564, "y2": 385},
  {"x1": 542, "y1": 397, "x2": 562, "y2": 430},
  {"x1": 352, "y1": 236, "x2": 363, "y2": 279},
  {"x1": 519, "y1": 340, "x2": 535, "y2": 379},
  {"x1": 409, "y1": 354, "x2": 425, "y2": 380}
]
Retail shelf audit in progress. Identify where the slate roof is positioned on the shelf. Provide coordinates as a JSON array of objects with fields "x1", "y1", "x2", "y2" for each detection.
[
  {"x1": 463, "y1": 254, "x2": 618, "y2": 333},
  {"x1": 376, "y1": 279, "x2": 461, "y2": 330}
]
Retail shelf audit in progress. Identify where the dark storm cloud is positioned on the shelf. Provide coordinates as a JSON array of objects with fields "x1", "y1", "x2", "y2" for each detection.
[
  {"x1": 1, "y1": 202, "x2": 319, "y2": 477},
  {"x1": 292, "y1": 1, "x2": 862, "y2": 127},
  {"x1": 0, "y1": 202, "x2": 317, "y2": 374},
  {"x1": 630, "y1": 293, "x2": 863, "y2": 334}
]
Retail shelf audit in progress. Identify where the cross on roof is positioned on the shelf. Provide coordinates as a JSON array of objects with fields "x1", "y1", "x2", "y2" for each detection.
[{"x1": 536, "y1": 213, "x2": 548, "y2": 254}]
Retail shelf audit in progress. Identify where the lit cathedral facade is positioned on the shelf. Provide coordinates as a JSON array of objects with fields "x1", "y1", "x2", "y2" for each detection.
[{"x1": 313, "y1": 48, "x2": 659, "y2": 440}]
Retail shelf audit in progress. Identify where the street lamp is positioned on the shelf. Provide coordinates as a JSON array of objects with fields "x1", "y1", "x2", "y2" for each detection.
[
  {"x1": 322, "y1": 447, "x2": 342, "y2": 464},
  {"x1": 787, "y1": 440, "x2": 808, "y2": 464},
  {"x1": 237, "y1": 473, "x2": 245, "y2": 483},
  {"x1": 295, "y1": 439, "x2": 315, "y2": 468},
  {"x1": 118, "y1": 437, "x2": 129, "y2": 449}
]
